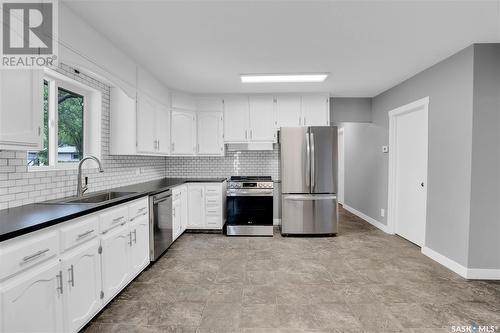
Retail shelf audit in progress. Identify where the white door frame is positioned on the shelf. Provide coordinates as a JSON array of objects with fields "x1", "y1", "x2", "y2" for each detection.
[
  {"x1": 387, "y1": 97, "x2": 429, "y2": 244},
  {"x1": 337, "y1": 127, "x2": 344, "y2": 205}
]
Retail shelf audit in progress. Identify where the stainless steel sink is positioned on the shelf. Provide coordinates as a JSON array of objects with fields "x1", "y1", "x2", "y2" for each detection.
[{"x1": 40, "y1": 191, "x2": 137, "y2": 205}]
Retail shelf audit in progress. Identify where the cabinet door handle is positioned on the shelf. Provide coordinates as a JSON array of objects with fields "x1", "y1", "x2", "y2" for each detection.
[
  {"x1": 197, "y1": 144, "x2": 200, "y2": 153},
  {"x1": 157, "y1": 140, "x2": 160, "y2": 150},
  {"x1": 22, "y1": 248, "x2": 49, "y2": 263},
  {"x1": 133, "y1": 229, "x2": 137, "y2": 244},
  {"x1": 56, "y1": 270, "x2": 63, "y2": 294},
  {"x1": 171, "y1": 142, "x2": 175, "y2": 152},
  {"x1": 250, "y1": 130, "x2": 253, "y2": 139},
  {"x1": 128, "y1": 231, "x2": 133, "y2": 246},
  {"x1": 299, "y1": 116, "x2": 302, "y2": 126},
  {"x1": 68, "y1": 264, "x2": 75, "y2": 287},
  {"x1": 245, "y1": 130, "x2": 247, "y2": 139}
]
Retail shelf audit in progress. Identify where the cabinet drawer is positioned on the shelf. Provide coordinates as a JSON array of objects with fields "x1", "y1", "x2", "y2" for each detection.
[
  {"x1": 205, "y1": 195, "x2": 220, "y2": 206},
  {"x1": 60, "y1": 215, "x2": 99, "y2": 251},
  {"x1": 0, "y1": 231, "x2": 58, "y2": 280},
  {"x1": 129, "y1": 197, "x2": 149, "y2": 220},
  {"x1": 100, "y1": 205, "x2": 129, "y2": 233},
  {"x1": 205, "y1": 185, "x2": 221, "y2": 195},
  {"x1": 205, "y1": 205, "x2": 221, "y2": 216},
  {"x1": 206, "y1": 216, "x2": 221, "y2": 228}
]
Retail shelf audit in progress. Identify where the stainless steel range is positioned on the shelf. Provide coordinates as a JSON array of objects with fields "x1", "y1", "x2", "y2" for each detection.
[{"x1": 225, "y1": 176, "x2": 274, "y2": 236}]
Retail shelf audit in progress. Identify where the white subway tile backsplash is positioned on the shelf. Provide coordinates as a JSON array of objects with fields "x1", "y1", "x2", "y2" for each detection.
[{"x1": 0, "y1": 63, "x2": 279, "y2": 209}]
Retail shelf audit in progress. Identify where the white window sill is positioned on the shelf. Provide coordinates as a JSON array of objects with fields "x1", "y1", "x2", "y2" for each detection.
[{"x1": 28, "y1": 164, "x2": 97, "y2": 172}]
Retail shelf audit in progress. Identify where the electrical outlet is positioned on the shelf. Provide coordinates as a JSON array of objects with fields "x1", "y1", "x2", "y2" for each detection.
[
  {"x1": 380, "y1": 208, "x2": 385, "y2": 217},
  {"x1": 382, "y1": 146, "x2": 389, "y2": 153}
]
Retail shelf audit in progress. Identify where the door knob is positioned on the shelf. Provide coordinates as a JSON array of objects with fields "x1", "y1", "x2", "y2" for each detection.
[{"x1": 421, "y1": 182, "x2": 425, "y2": 187}]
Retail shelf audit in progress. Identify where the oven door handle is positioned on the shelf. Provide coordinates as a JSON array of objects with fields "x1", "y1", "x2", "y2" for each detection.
[{"x1": 227, "y1": 191, "x2": 273, "y2": 197}]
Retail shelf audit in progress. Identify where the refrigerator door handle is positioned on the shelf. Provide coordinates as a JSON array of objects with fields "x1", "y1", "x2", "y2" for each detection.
[
  {"x1": 305, "y1": 132, "x2": 310, "y2": 189},
  {"x1": 310, "y1": 132, "x2": 315, "y2": 191}
]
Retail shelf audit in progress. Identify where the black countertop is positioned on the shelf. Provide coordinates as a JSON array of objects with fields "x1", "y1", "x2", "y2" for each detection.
[{"x1": 0, "y1": 177, "x2": 226, "y2": 242}]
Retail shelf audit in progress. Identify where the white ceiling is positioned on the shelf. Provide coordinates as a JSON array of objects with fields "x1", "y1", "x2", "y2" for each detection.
[{"x1": 64, "y1": 0, "x2": 500, "y2": 97}]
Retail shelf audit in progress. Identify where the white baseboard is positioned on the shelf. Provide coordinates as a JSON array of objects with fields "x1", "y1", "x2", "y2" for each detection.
[
  {"x1": 422, "y1": 246, "x2": 500, "y2": 280},
  {"x1": 421, "y1": 246, "x2": 468, "y2": 278},
  {"x1": 343, "y1": 204, "x2": 392, "y2": 234},
  {"x1": 273, "y1": 218, "x2": 281, "y2": 226}
]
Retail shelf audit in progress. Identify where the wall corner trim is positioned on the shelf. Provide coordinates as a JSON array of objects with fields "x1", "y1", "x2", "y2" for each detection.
[
  {"x1": 343, "y1": 204, "x2": 393, "y2": 234},
  {"x1": 422, "y1": 246, "x2": 500, "y2": 280}
]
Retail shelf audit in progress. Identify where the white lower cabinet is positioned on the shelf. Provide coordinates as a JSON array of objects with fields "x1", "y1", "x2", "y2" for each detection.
[
  {"x1": 187, "y1": 184, "x2": 205, "y2": 229},
  {"x1": 0, "y1": 197, "x2": 150, "y2": 333},
  {"x1": 100, "y1": 224, "x2": 131, "y2": 303},
  {"x1": 129, "y1": 215, "x2": 150, "y2": 276},
  {"x1": 0, "y1": 260, "x2": 64, "y2": 333},
  {"x1": 187, "y1": 183, "x2": 225, "y2": 230},
  {"x1": 61, "y1": 239, "x2": 101, "y2": 333},
  {"x1": 172, "y1": 185, "x2": 187, "y2": 241}
]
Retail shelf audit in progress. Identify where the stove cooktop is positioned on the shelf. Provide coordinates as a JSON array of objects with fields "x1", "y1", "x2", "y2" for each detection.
[{"x1": 229, "y1": 176, "x2": 272, "y2": 182}]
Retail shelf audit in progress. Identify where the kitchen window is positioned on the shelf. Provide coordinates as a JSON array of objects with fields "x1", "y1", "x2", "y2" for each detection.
[{"x1": 27, "y1": 69, "x2": 102, "y2": 170}]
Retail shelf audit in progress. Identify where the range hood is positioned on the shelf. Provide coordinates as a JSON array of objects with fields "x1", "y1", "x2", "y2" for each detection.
[{"x1": 226, "y1": 142, "x2": 275, "y2": 151}]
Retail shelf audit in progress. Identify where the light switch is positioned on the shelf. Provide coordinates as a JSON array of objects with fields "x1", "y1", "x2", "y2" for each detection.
[{"x1": 382, "y1": 146, "x2": 389, "y2": 153}]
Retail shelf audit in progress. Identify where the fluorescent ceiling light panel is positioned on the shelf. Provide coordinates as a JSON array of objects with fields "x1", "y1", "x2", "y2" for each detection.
[{"x1": 241, "y1": 73, "x2": 328, "y2": 83}]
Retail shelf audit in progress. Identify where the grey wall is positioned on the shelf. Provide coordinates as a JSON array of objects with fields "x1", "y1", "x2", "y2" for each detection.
[
  {"x1": 353, "y1": 46, "x2": 476, "y2": 267},
  {"x1": 468, "y1": 44, "x2": 500, "y2": 269},
  {"x1": 331, "y1": 98, "x2": 372, "y2": 123}
]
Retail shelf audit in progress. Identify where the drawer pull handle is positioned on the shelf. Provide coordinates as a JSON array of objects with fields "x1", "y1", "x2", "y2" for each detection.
[
  {"x1": 207, "y1": 210, "x2": 217, "y2": 214},
  {"x1": 137, "y1": 207, "x2": 146, "y2": 213},
  {"x1": 112, "y1": 216, "x2": 125, "y2": 224},
  {"x1": 76, "y1": 230, "x2": 94, "y2": 240},
  {"x1": 22, "y1": 248, "x2": 50, "y2": 263}
]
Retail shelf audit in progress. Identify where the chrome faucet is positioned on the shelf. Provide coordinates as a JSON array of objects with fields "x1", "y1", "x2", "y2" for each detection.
[{"x1": 77, "y1": 156, "x2": 104, "y2": 197}]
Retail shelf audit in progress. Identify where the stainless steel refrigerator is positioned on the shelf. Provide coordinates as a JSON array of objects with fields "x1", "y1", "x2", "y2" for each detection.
[{"x1": 280, "y1": 126, "x2": 338, "y2": 235}]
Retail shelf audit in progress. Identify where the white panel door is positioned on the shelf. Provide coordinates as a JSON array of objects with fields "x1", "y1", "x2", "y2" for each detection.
[
  {"x1": 301, "y1": 95, "x2": 329, "y2": 126},
  {"x1": 128, "y1": 215, "x2": 150, "y2": 275},
  {"x1": 136, "y1": 93, "x2": 157, "y2": 153},
  {"x1": 101, "y1": 225, "x2": 130, "y2": 303},
  {"x1": 187, "y1": 185, "x2": 205, "y2": 228},
  {"x1": 197, "y1": 112, "x2": 223, "y2": 155},
  {"x1": 61, "y1": 240, "x2": 101, "y2": 333},
  {"x1": 171, "y1": 110, "x2": 196, "y2": 155},
  {"x1": 249, "y1": 96, "x2": 276, "y2": 141},
  {"x1": 393, "y1": 105, "x2": 427, "y2": 246},
  {"x1": 0, "y1": 260, "x2": 63, "y2": 333},
  {"x1": 276, "y1": 95, "x2": 302, "y2": 127},
  {"x1": 155, "y1": 103, "x2": 171, "y2": 154},
  {"x1": 0, "y1": 69, "x2": 43, "y2": 149},
  {"x1": 223, "y1": 96, "x2": 249, "y2": 142}
]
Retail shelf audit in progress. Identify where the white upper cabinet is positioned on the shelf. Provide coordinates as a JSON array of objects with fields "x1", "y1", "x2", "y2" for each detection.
[
  {"x1": 197, "y1": 112, "x2": 223, "y2": 155},
  {"x1": 196, "y1": 97, "x2": 223, "y2": 113},
  {"x1": 276, "y1": 95, "x2": 302, "y2": 127},
  {"x1": 155, "y1": 103, "x2": 171, "y2": 155},
  {"x1": 301, "y1": 95, "x2": 330, "y2": 126},
  {"x1": 171, "y1": 110, "x2": 196, "y2": 155},
  {"x1": 223, "y1": 96, "x2": 249, "y2": 142},
  {"x1": 136, "y1": 92, "x2": 171, "y2": 155},
  {"x1": 136, "y1": 92, "x2": 157, "y2": 154},
  {"x1": 249, "y1": 95, "x2": 276, "y2": 141},
  {"x1": 0, "y1": 69, "x2": 43, "y2": 150},
  {"x1": 276, "y1": 94, "x2": 330, "y2": 128},
  {"x1": 0, "y1": 260, "x2": 63, "y2": 333}
]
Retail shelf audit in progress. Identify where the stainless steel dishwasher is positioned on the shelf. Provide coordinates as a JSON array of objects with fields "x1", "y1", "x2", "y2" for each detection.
[{"x1": 149, "y1": 189, "x2": 172, "y2": 261}]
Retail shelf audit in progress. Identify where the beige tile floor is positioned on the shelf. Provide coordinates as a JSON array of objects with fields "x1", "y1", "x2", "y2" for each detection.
[{"x1": 83, "y1": 206, "x2": 500, "y2": 333}]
